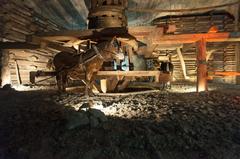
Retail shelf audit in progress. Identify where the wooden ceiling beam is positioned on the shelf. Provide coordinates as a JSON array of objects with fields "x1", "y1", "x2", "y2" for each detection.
[
  {"x1": 152, "y1": 32, "x2": 240, "y2": 44},
  {"x1": 27, "y1": 35, "x2": 76, "y2": 53},
  {"x1": 0, "y1": 39, "x2": 75, "y2": 53},
  {"x1": 33, "y1": 26, "x2": 240, "y2": 44},
  {"x1": 0, "y1": 42, "x2": 40, "y2": 49},
  {"x1": 35, "y1": 27, "x2": 128, "y2": 40}
]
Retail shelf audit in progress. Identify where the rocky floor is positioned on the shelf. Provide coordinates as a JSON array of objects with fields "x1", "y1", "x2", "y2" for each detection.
[{"x1": 0, "y1": 84, "x2": 240, "y2": 159}]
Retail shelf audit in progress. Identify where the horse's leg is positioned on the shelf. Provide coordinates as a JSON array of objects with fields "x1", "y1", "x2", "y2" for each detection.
[
  {"x1": 88, "y1": 71, "x2": 99, "y2": 96},
  {"x1": 61, "y1": 71, "x2": 68, "y2": 92},
  {"x1": 84, "y1": 72, "x2": 92, "y2": 97},
  {"x1": 56, "y1": 73, "x2": 62, "y2": 92}
]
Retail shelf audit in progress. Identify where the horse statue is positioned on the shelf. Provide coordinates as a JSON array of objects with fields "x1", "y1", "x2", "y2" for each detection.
[{"x1": 52, "y1": 38, "x2": 125, "y2": 94}]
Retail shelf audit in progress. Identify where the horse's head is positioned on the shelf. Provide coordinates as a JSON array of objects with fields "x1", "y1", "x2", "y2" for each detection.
[{"x1": 97, "y1": 37, "x2": 125, "y2": 61}]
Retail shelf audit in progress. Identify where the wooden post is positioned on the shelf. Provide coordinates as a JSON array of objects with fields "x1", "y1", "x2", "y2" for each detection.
[
  {"x1": 234, "y1": 3, "x2": 240, "y2": 84},
  {"x1": 196, "y1": 39, "x2": 208, "y2": 92},
  {"x1": 0, "y1": 49, "x2": 2, "y2": 86},
  {"x1": 237, "y1": 43, "x2": 240, "y2": 84},
  {"x1": 100, "y1": 79, "x2": 107, "y2": 93},
  {"x1": 0, "y1": 50, "x2": 11, "y2": 86}
]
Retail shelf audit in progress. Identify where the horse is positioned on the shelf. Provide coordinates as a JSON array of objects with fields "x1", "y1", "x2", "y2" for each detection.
[{"x1": 53, "y1": 38, "x2": 125, "y2": 94}]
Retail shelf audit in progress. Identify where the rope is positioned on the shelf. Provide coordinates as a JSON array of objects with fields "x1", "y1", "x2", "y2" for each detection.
[{"x1": 127, "y1": 1, "x2": 240, "y2": 13}]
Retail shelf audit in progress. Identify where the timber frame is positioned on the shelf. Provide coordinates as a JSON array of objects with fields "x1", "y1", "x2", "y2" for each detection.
[{"x1": 1, "y1": 26, "x2": 240, "y2": 92}]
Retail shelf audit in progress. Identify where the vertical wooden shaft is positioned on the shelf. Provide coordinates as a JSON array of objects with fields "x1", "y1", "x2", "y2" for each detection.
[
  {"x1": 234, "y1": 3, "x2": 240, "y2": 84},
  {"x1": 196, "y1": 39, "x2": 208, "y2": 92},
  {"x1": 1, "y1": 50, "x2": 11, "y2": 86},
  {"x1": 0, "y1": 50, "x2": 2, "y2": 86}
]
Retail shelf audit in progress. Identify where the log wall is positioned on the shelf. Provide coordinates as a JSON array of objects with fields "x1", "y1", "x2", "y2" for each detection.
[
  {"x1": 153, "y1": 11, "x2": 238, "y2": 84},
  {"x1": 0, "y1": 0, "x2": 64, "y2": 87}
]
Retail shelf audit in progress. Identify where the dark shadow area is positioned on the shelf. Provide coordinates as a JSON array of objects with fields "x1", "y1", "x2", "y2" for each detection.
[{"x1": 0, "y1": 89, "x2": 240, "y2": 159}]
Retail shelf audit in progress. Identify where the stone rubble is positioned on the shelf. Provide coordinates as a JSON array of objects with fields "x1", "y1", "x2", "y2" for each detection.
[{"x1": 0, "y1": 84, "x2": 240, "y2": 159}]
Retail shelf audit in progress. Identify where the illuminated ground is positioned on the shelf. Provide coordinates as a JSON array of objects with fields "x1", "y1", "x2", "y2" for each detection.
[{"x1": 0, "y1": 84, "x2": 240, "y2": 159}]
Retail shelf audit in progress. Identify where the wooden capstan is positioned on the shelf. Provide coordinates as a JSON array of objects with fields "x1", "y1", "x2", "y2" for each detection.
[{"x1": 88, "y1": 0, "x2": 128, "y2": 29}]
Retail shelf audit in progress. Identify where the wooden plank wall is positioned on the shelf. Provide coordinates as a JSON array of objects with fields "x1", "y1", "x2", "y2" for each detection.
[
  {"x1": 153, "y1": 11, "x2": 237, "y2": 84},
  {"x1": 0, "y1": 0, "x2": 64, "y2": 86}
]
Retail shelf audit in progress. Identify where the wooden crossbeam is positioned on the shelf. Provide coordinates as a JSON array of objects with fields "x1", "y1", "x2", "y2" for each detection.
[
  {"x1": 27, "y1": 35, "x2": 76, "y2": 53},
  {"x1": 152, "y1": 32, "x2": 240, "y2": 44},
  {"x1": 210, "y1": 72, "x2": 240, "y2": 76},
  {"x1": 0, "y1": 40, "x2": 75, "y2": 52},
  {"x1": 35, "y1": 27, "x2": 128, "y2": 40},
  {"x1": 96, "y1": 71, "x2": 161, "y2": 82},
  {"x1": 0, "y1": 42, "x2": 40, "y2": 49},
  {"x1": 33, "y1": 26, "x2": 240, "y2": 44},
  {"x1": 97, "y1": 70, "x2": 160, "y2": 76}
]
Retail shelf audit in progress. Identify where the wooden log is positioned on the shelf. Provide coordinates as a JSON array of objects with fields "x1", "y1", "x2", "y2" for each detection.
[
  {"x1": 96, "y1": 90, "x2": 160, "y2": 96},
  {"x1": 4, "y1": 21, "x2": 32, "y2": 35},
  {"x1": 196, "y1": 39, "x2": 208, "y2": 92},
  {"x1": 100, "y1": 79, "x2": 107, "y2": 93},
  {"x1": 176, "y1": 48, "x2": 189, "y2": 79}
]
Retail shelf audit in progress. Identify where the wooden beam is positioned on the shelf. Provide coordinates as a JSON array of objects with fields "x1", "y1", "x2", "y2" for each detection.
[
  {"x1": 41, "y1": 36, "x2": 79, "y2": 41},
  {"x1": 97, "y1": 71, "x2": 160, "y2": 77},
  {"x1": 210, "y1": 71, "x2": 240, "y2": 76},
  {"x1": 0, "y1": 42, "x2": 40, "y2": 49},
  {"x1": 27, "y1": 35, "x2": 76, "y2": 53},
  {"x1": 100, "y1": 79, "x2": 107, "y2": 93},
  {"x1": 196, "y1": 39, "x2": 208, "y2": 92},
  {"x1": 152, "y1": 32, "x2": 240, "y2": 44},
  {"x1": 35, "y1": 27, "x2": 128, "y2": 40},
  {"x1": 233, "y1": 3, "x2": 240, "y2": 84},
  {"x1": 176, "y1": 48, "x2": 189, "y2": 80},
  {"x1": 0, "y1": 40, "x2": 76, "y2": 52},
  {"x1": 34, "y1": 26, "x2": 240, "y2": 45},
  {"x1": 14, "y1": 60, "x2": 22, "y2": 85},
  {"x1": 97, "y1": 71, "x2": 160, "y2": 83},
  {"x1": 34, "y1": 26, "x2": 158, "y2": 43},
  {"x1": 128, "y1": 26, "x2": 164, "y2": 39}
]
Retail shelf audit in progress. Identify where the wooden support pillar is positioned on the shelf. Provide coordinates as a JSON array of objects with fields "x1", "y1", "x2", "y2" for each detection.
[
  {"x1": 0, "y1": 50, "x2": 11, "y2": 86},
  {"x1": 196, "y1": 39, "x2": 208, "y2": 92},
  {"x1": 0, "y1": 49, "x2": 2, "y2": 86},
  {"x1": 237, "y1": 44, "x2": 240, "y2": 84},
  {"x1": 100, "y1": 79, "x2": 107, "y2": 93},
  {"x1": 233, "y1": 3, "x2": 240, "y2": 84}
]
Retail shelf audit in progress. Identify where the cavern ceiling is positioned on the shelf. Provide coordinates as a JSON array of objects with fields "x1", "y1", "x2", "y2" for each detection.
[{"x1": 22, "y1": 0, "x2": 237, "y2": 29}]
